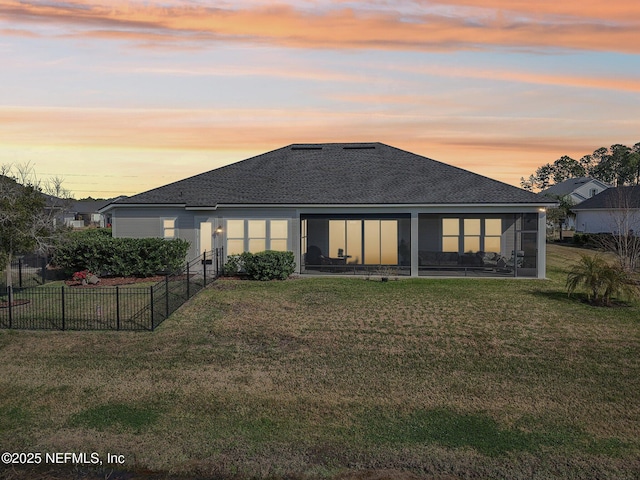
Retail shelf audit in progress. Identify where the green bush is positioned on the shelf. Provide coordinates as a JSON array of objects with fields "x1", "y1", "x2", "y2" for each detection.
[
  {"x1": 222, "y1": 254, "x2": 244, "y2": 277},
  {"x1": 223, "y1": 251, "x2": 295, "y2": 281},
  {"x1": 53, "y1": 231, "x2": 190, "y2": 277},
  {"x1": 244, "y1": 251, "x2": 296, "y2": 281}
]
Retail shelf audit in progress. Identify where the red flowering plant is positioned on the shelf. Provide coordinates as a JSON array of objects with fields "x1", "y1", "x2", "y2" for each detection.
[{"x1": 72, "y1": 270, "x2": 92, "y2": 281}]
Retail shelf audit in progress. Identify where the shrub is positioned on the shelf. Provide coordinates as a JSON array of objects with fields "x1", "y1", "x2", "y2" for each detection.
[
  {"x1": 222, "y1": 254, "x2": 244, "y2": 277},
  {"x1": 566, "y1": 254, "x2": 639, "y2": 306},
  {"x1": 223, "y1": 251, "x2": 295, "y2": 280},
  {"x1": 53, "y1": 232, "x2": 190, "y2": 277},
  {"x1": 245, "y1": 251, "x2": 296, "y2": 281}
]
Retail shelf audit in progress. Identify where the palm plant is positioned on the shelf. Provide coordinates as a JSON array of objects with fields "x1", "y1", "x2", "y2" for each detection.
[{"x1": 566, "y1": 254, "x2": 639, "y2": 306}]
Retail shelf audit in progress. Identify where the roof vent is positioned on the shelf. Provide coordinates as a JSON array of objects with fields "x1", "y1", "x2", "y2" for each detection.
[
  {"x1": 291, "y1": 146, "x2": 323, "y2": 151},
  {"x1": 343, "y1": 145, "x2": 376, "y2": 150}
]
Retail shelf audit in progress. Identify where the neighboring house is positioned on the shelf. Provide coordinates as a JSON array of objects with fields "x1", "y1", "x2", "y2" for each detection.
[
  {"x1": 100, "y1": 143, "x2": 554, "y2": 278},
  {"x1": 539, "y1": 177, "x2": 611, "y2": 229},
  {"x1": 572, "y1": 186, "x2": 640, "y2": 234},
  {"x1": 62, "y1": 197, "x2": 125, "y2": 229}
]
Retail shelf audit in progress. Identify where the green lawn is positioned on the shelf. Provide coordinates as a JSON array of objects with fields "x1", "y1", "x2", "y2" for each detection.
[{"x1": 1, "y1": 244, "x2": 639, "y2": 479}]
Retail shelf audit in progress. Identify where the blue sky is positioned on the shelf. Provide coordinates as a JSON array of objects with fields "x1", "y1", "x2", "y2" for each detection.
[{"x1": 1, "y1": 0, "x2": 639, "y2": 197}]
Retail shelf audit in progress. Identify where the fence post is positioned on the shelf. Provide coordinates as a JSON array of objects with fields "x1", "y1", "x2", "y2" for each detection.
[
  {"x1": 150, "y1": 285, "x2": 154, "y2": 331},
  {"x1": 116, "y1": 286, "x2": 120, "y2": 331},
  {"x1": 203, "y1": 252, "x2": 207, "y2": 286},
  {"x1": 61, "y1": 286, "x2": 65, "y2": 331},
  {"x1": 186, "y1": 261, "x2": 190, "y2": 299},
  {"x1": 215, "y1": 248, "x2": 219, "y2": 279},
  {"x1": 18, "y1": 259, "x2": 23, "y2": 289},
  {"x1": 165, "y1": 275, "x2": 169, "y2": 319},
  {"x1": 7, "y1": 287, "x2": 12, "y2": 329},
  {"x1": 220, "y1": 246, "x2": 224, "y2": 278}
]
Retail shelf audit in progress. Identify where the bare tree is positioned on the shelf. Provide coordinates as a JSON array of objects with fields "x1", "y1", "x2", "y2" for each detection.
[{"x1": 0, "y1": 163, "x2": 71, "y2": 304}]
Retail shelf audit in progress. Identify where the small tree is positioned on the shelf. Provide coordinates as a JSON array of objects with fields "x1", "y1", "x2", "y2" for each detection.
[
  {"x1": 566, "y1": 254, "x2": 639, "y2": 306},
  {"x1": 0, "y1": 164, "x2": 70, "y2": 303},
  {"x1": 545, "y1": 195, "x2": 575, "y2": 241}
]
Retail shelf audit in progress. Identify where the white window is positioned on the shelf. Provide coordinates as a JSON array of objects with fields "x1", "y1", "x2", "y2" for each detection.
[
  {"x1": 270, "y1": 220, "x2": 289, "y2": 251},
  {"x1": 225, "y1": 219, "x2": 289, "y2": 254},
  {"x1": 248, "y1": 220, "x2": 266, "y2": 253},
  {"x1": 163, "y1": 218, "x2": 176, "y2": 239},
  {"x1": 226, "y1": 219, "x2": 245, "y2": 255}
]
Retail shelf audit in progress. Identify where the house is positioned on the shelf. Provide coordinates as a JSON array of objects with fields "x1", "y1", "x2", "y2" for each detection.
[
  {"x1": 539, "y1": 177, "x2": 610, "y2": 204},
  {"x1": 62, "y1": 198, "x2": 124, "y2": 229},
  {"x1": 100, "y1": 143, "x2": 554, "y2": 278},
  {"x1": 572, "y1": 186, "x2": 640, "y2": 234},
  {"x1": 539, "y1": 177, "x2": 610, "y2": 229}
]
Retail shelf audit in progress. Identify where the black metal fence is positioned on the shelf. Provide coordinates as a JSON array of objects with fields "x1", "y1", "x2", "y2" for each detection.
[
  {"x1": 0, "y1": 250, "x2": 221, "y2": 331},
  {"x1": 0, "y1": 255, "x2": 51, "y2": 290}
]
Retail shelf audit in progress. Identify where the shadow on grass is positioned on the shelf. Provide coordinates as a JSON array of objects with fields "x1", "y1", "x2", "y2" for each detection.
[
  {"x1": 68, "y1": 402, "x2": 159, "y2": 433},
  {"x1": 530, "y1": 288, "x2": 576, "y2": 304},
  {"x1": 531, "y1": 289, "x2": 637, "y2": 309},
  {"x1": 356, "y1": 407, "x2": 630, "y2": 457}
]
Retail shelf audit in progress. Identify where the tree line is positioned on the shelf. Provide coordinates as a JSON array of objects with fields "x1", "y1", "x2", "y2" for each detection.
[{"x1": 521, "y1": 143, "x2": 640, "y2": 191}]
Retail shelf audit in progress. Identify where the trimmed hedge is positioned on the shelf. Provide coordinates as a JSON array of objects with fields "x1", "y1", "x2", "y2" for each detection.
[
  {"x1": 223, "y1": 251, "x2": 295, "y2": 281},
  {"x1": 53, "y1": 229, "x2": 190, "y2": 277}
]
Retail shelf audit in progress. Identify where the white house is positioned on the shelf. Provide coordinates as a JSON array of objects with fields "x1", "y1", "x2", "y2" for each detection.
[
  {"x1": 572, "y1": 186, "x2": 640, "y2": 234},
  {"x1": 539, "y1": 177, "x2": 611, "y2": 229}
]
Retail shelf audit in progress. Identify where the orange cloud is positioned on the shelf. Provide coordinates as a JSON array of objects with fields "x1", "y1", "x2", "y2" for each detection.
[
  {"x1": 1, "y1": 0, "x2": 639, "y2": 53},
  {"x1": 3, "y1": 104, "x2": 638, "y2": 193},
  {"x1": 422, "y1": 0, "x2": 640, "y2": 23},
  {"x1": 388, "y1": 64, "x2": 640, "y2": 93}
]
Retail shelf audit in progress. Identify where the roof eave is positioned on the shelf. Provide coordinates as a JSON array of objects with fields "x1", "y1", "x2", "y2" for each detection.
[{"x1": 99, "y1": 202, "x2": 188, "y2": 213}]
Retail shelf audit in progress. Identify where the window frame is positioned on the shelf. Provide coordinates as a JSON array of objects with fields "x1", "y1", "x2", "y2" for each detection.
[{"x1": 162, "y1": 217, "x2": 177, "y2": 239}]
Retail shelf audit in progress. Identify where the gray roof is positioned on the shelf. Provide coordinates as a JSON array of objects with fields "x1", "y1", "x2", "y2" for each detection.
[
  {"x1": 572, "y1": 186, "x2": 640, "y2": 210},
  {"x1": 539, "y1": 177, "x2": 608, "y2": 199},
  {"x1": 111, "y1": 143, "x2": 546, "y2": 207}
]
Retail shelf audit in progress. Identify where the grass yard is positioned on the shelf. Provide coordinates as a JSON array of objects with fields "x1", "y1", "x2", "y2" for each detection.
[{"x1": 0, "y1": 244, "x2": 639, "y2": 479}]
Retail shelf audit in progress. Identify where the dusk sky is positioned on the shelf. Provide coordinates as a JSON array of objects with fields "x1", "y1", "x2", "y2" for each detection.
[{"x1": 1, "y1": 0, "x2": 639, "y2": 198}]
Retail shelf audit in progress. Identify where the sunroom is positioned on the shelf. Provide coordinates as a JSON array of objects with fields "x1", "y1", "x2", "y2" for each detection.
[{"x1": 300, "y1": 211, "x2": 541, "y2": 278}]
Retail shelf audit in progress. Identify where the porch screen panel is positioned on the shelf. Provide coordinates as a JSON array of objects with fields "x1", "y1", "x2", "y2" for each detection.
[
  {"x1": 442, "y1": 218, "x2": 459, "y2": 252},
  {"x1": 464, "y1": 219, "x2": 480, "y2": 253},
  {"x1": 484, "y1": 218, "x2": 502, "y2": 253},
  {"x1": 380, "y1": 220, "x2": 398, "y2": 264},
  {"x1": 346, "y1": 220, "x2": 362, "y2": 264},
  {"x1": 329, "y1": 220, "x2": 346, "y2": 258},
  {"x1": 364, "y1": 221, "x2": 381, "y2": 264}
]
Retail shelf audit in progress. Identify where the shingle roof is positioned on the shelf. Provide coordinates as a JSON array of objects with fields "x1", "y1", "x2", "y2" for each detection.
[
  {"x1": 571, "y1": 186, "x2": 640, "y2": 210},
  {"x1": 539, "y1": 177, "x2": 606, "y2": 198},
  {"x1": 111, "y1": 143, "x2": 545, "y2": 207}
]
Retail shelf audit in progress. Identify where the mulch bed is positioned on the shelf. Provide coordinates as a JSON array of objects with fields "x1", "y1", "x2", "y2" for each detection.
[{"x1": 0, "y1": 299, "x2": 30, "y2": 309}]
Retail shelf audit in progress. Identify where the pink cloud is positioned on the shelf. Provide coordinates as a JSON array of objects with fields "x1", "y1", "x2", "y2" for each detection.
[{"x1": 1, "y1": 1, "x2": 639, "y2": 53}]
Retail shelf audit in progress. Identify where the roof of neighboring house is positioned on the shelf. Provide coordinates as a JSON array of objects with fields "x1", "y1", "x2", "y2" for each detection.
[
  {"x1": 539, "y1": 177, "x2": 610, "y2": 200},
  {"x1": 69, "y1": 198, "x2": 123, "y2": 215},
  {"x1": 572, "y1": 186, "x2": 640, "y2": 210},
  {"x1": 106, "y1": 143, "x2": 548, "y2": 208}
]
